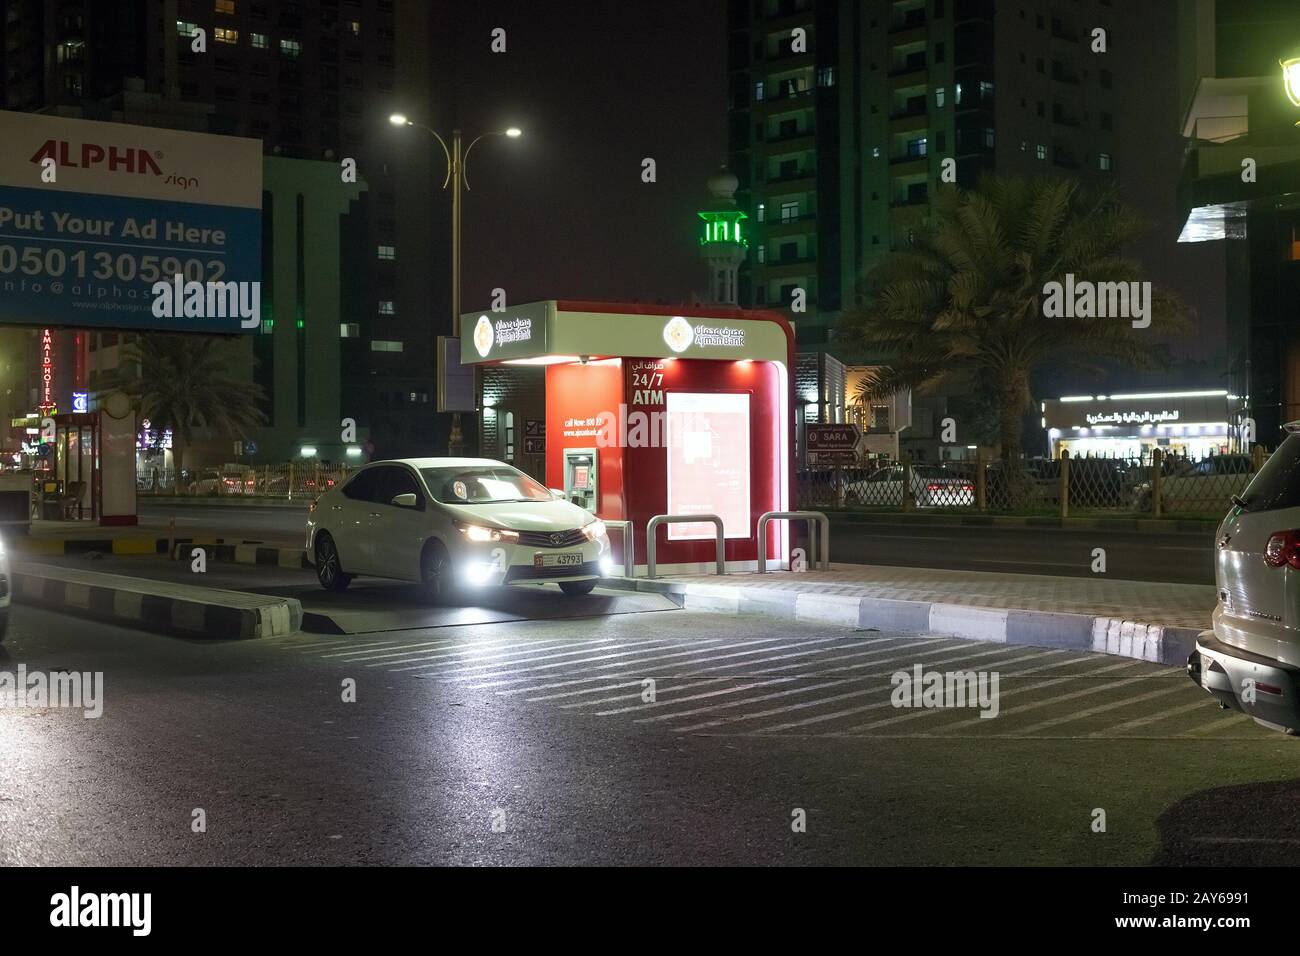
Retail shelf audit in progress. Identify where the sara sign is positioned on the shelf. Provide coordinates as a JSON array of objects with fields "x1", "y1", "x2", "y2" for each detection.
[
  {"x1": 806, "y1": 423, "x2": 861, "y2": 450},
  {"x1": 0, "y1": 111, "x2": 261, "y2": 332}
]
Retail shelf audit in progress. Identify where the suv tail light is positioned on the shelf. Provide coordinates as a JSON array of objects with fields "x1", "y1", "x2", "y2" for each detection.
[{"x1": 1264, "y1": 530, "x2": 1300, "y2": 569}]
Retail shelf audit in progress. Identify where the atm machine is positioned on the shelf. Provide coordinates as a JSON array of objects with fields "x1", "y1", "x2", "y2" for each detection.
[{"x1": 563, "y1": 448, "x2": 597, "y2": 512}]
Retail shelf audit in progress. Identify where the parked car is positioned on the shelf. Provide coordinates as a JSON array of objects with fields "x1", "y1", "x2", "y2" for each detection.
[
  {"x1": 305, "y1": 457, "x2": 612, "y2": 599},
  {"x1": 1189, "y1": 428, "x2": 1300, "y2": 734},
  {"x1": 848, "y1": 464, "x2": 975, "y2": 508},
  {"x1": 188, "y1": 467, "x2": 255, "y2": 496},
  {"x1": 1131, "y1": 454, "x2": 1253, "y2": 513}
]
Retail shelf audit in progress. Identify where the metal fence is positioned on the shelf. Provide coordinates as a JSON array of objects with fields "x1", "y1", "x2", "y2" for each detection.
[
  {"x1": 138, "y1": 462, "x2": 358, "y2": 499},
  {"x1": 799, "y1": 449, "x2": 1265, "y2": 518}
]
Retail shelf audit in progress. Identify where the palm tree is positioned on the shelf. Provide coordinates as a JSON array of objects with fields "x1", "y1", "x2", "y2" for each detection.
[
  {"x1": 842, "y1": 175, "x2": 1186, "y2": 468},
  {"x1": 99, "y1": 335, "x2": 267, "y2": 490}
]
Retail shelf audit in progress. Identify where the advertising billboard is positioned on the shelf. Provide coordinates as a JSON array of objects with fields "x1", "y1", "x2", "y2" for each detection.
[
  {"x1": 0, "y1": 110, "x2": 262, "y2": 333},
  {"x1": 665, "y1": 391, "x2": 751, "y2": 540}
]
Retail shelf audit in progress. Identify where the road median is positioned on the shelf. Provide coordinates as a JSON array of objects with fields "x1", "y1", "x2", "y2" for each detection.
[{"x1": 12, "y1": 560, "x2": 302, "y2": 639}]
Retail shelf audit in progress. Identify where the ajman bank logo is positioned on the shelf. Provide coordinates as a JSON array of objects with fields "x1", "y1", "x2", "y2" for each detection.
[
  {"x1": 473, "y1": 314, "x2": 495, "y2": 357},
  {"x1": 29, "y1": 139, "x2": 163, "y2": 176},
  {"x1": 663, "y1": 316, "x2": 694, "y2": 353}
]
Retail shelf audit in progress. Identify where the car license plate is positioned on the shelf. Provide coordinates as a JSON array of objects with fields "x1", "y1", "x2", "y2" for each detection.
[{"x1": 534, "y1": 552, "x2": 584, "y2": 569}]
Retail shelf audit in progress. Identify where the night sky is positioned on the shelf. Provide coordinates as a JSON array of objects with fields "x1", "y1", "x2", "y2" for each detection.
[{"x1": 444, "y1": 0, "x2": 1224, "y2": 377}]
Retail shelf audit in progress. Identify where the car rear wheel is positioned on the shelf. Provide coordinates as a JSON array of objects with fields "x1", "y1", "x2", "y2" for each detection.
[
  {"x1": 421, "y1": 539, "x2": 457, "y2": 603},
  {"x1": 315, "y1": 532, "x2": 352, "y2": 592},
  {"x1": 558, "y1": 579, "x2": 597, "y2": 596}
]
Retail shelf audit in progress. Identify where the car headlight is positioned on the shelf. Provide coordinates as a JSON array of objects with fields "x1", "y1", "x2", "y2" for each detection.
[
  {"x1": 455, "y1": 521, "x2": 518, "y2": 543},
  {"x1": 582, "y1": 519, "x2": 608, "y2": 541}
]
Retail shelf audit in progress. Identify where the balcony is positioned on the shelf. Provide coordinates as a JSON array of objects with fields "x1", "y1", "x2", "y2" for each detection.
[
  {"x1": 888, "y1": 55, "x2": 928, "y2": 78},
  {"x1": 763, "y1": 213, "x2": 818, "y2": 236},
  {"x1": 1051, "y1": 106, "x2": 1080, "y2": 128},
  {"x1": 889, "y1": 100, "x2": 928, "y2": 121},
  {"x1": 1051, "y1": 62, "x2": 1080, "y2": 85},
  {"x1": 758, "y1": 84, "x2": 816, "y2": 107},
  {"x1": 764, "y1": 126, "x2": 815, "y2": 145},
  {"x1": 1052, "y1": 149, "x2": 1080, "y2": 170},
  {"x1": 766, "y1": 167, "x2": 815, "y2": 185},
  {"x1": 890, "y1": 8, "x2": 927, "y2": 32}
]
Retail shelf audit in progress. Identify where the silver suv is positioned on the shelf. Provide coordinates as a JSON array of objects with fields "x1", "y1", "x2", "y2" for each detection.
[{"x1": 1190, "y1": 425, "x2": 1300, "y2": 734}]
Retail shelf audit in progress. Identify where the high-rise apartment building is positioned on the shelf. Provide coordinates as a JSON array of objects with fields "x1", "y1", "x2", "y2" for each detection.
[{"x1": 727, "y1": 0, "x2": 1126, "y2": 348}]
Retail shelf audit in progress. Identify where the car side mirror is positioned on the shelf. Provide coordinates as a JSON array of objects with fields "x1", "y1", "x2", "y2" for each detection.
[
  {"x1": 391, "y1": 493, "x2": 419, "y2": 508},
  {"x1": 550, "y1": 488, "x2": 566, "y2": 500}
]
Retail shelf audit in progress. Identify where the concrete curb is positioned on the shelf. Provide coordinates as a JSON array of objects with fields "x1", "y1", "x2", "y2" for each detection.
[
  {"x1": 599, "y1": 577, "x2": 1200, "y2": 667},
  {"x1": 140, "y1": 496, "x2": 311, "y2": 509},
  {"x1": 173, "y1": 543, "x2": 308, "y2": 569},
  {"x1": 12, "y1": 562, "x2": 302, "y2": 639},
  {"x1": 824, "y1": 511, "x2": 1218, "y2": 535},
  {"x1": 12, "y1": 535, "x2": 248, "y2": 557}
]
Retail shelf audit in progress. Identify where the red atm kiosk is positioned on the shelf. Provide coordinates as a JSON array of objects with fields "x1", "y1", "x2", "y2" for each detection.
[{"x1": 464, "y1": 300, "x2": 795, "y2": 574}]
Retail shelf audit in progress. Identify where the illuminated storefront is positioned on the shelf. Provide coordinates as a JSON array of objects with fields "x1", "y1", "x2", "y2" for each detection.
[
  {"x1": 464, "y1": 300, "x2": 794, "y2": 573},
  {"x1": 1043, "y1": 390, "x2": 1244, "y2": 458}
]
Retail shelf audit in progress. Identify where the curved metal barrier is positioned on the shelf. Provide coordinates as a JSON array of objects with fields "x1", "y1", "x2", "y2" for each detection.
[
  {"x1": 645, "y1": 514, "x2": 725, "y2": 579},
  {"x1": 600, "y1": 519, "x2": 635, "y2": 579},
  {"x1": 756, "y1": 510, "x2": 830, "y2": 572}
]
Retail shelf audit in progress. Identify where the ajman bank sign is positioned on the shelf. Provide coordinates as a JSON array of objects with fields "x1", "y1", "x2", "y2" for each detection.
[{"x1": 0, "y1": 110, "x2": 261, "y2": 332}]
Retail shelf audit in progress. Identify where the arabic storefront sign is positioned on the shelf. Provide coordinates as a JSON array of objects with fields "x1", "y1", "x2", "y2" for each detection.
[{"x1": 1084, "y1": 410, "x2": 1180, "y2": 426}]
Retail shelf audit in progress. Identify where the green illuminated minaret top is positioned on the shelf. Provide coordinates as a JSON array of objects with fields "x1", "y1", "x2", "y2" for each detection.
[
  {"x1": 698, "y1": 166, "x2": 748, "y2": 247},
  {"x1": 698, "y1": 165, "x2": 747, "y2": 305}
]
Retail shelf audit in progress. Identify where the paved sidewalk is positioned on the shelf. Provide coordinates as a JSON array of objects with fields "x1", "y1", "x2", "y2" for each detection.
[{"x1": 607, "y1": 563, "x2": 1218, "y2": 666}]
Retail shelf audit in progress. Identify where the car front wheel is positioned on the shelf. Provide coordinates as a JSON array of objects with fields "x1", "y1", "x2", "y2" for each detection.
[
  {"x1": 421, "y1": 539, "x2": 457, "y2": 603},
  {"x1": 315, "y1": 532, "x2": 352, "y2": 592}
]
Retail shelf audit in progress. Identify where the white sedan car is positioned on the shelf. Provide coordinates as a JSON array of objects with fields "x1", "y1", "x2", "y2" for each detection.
[{"x1": 305, "y1": 457, "x2": 612, "y2": 599}]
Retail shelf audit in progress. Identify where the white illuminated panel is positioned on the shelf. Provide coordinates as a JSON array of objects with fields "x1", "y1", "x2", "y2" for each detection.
[{"x1": 666, "y1": 392, "x2": 750, "y2": 540}]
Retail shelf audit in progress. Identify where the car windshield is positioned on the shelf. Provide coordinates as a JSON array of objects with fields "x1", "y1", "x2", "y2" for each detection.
[{"x1": 420, "y1": 465, "x2": 553, "y2": 504}]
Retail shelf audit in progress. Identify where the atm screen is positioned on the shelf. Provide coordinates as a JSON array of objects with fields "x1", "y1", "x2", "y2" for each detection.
[
  {"x1": 573, "y1": 465, "x2": 589, "y2": 490},
  {"x1": 665, "y1": 392, "x2": 750, "y2": 540}
]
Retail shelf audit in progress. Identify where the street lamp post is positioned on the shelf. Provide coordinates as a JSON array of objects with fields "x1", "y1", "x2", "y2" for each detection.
[{"x1": 388, "y1": 114, "x2": 521, "y2": 450}]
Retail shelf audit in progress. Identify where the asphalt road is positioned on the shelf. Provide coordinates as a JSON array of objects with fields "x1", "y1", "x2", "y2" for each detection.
[
  {"x1": 1, "y1": 564, "x2": 1296, "y2": 865},
  {"x1": 136, "y1": 501, "x2": 1217, "y2": 584}
]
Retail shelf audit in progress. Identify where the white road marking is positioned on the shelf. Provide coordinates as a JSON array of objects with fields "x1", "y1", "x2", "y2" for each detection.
[{"x1": 1008, "y1": 683, "x2": 1189, "y2": 736}]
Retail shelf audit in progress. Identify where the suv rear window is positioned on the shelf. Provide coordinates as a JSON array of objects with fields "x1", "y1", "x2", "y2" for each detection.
[{"x1": 1239, "y1": 436, "x2": 1300, "y2": 512}]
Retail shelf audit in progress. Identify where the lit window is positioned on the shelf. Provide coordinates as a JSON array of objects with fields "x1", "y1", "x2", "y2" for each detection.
[
  {"x1": 349, "y1": 20, "x2": 361, "y2": 36},
  {"x1": 261, "y1": 319, "x2": 274, "y2": 334},
  {"x1": 817, "y1": 66, "x2": 835, "y2": 87},
  {"x1": 780, "y1": 201, "x2": 800, "y2": 222},
  {"x1": 251, "y1": 33, "x2": 268, "y2": 49},
  {"x1": 934, "y1": 86, "x2": 945, "y2": 108},
  {"x1": 378, "y1": 301, "x2": 394, "y2": 315},
  {"x1": 370, "y1": 340, "x2": 404, "y2": 352},
  {"x1": 1098, "y1": 152, "x2": 1112, "y2": 171},
  {"x1": 377, "y1": 244, "x2": 395, "y2": 260},
  {"x1": 215, "y1": 0, "x2": 236, "y2": 13},
  {"x1": 339, "y1": 323, "x2": 359, "y2": 338},
  {"x1": 1036, "y1": 144, "x2": 1046, "y2": 160},
  {"x1": 214, "y1": 27, "x2": 238, "y2": 44},
  {"x1": 280, "y1": 38, "x2": 302, "y2": 57},
  {"x1": 755, "y1": 80, "x2": 764, "y2": 102},
  {"x1": 756, "y1": 202, "x2": 765, "y2": 222},
  {"x1": 176, "y1": 20, "x2": 199, "y2": 37}
]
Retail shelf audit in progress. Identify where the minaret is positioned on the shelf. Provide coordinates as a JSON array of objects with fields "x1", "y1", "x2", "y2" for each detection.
[{"x1": 698, "y1": 165, "x2": 748, "y2": 306}]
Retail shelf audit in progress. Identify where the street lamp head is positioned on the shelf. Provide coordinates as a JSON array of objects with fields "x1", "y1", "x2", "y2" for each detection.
[
  {"x1": 505, "y1": 127, "x2": 522, "y2": 138},
  {"x1": 389, "y1": 113, "x2": 410, "y2": 127}
]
